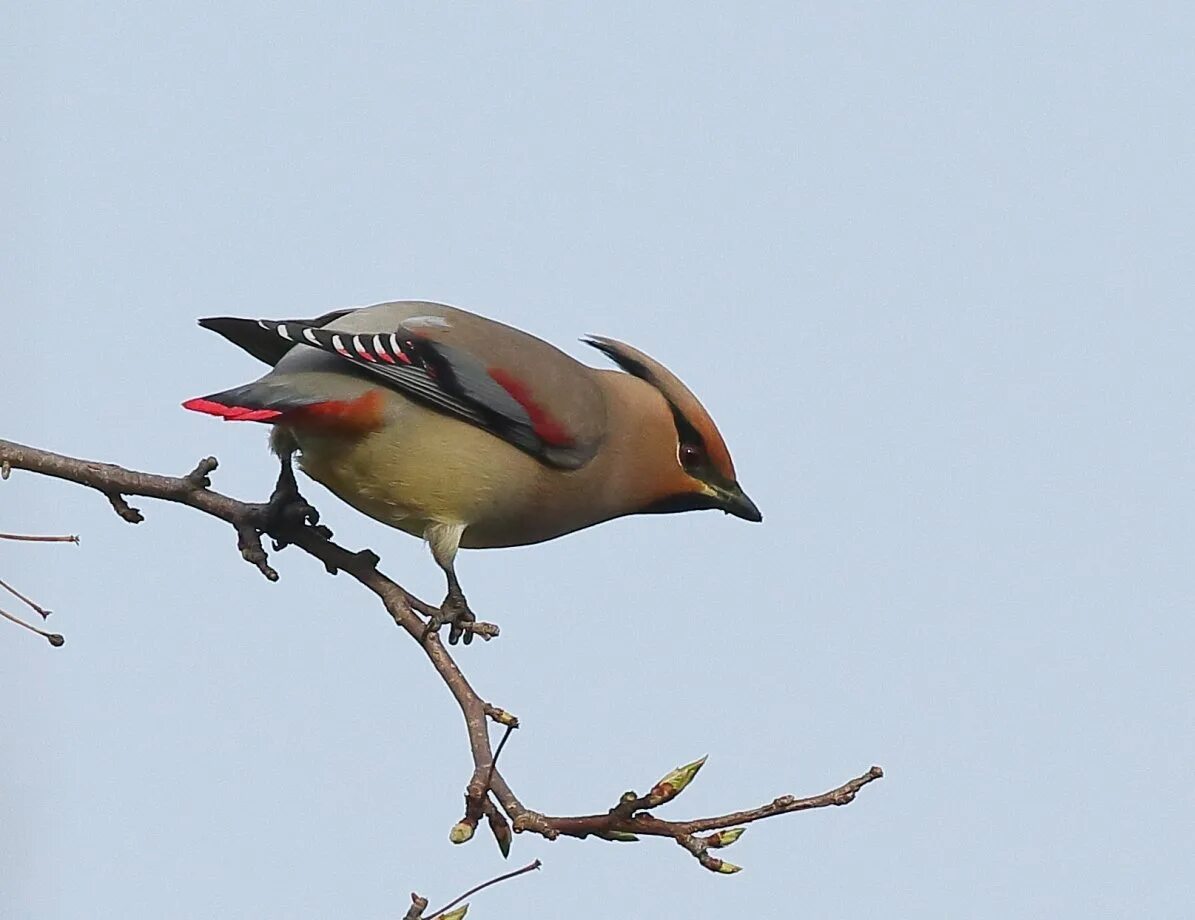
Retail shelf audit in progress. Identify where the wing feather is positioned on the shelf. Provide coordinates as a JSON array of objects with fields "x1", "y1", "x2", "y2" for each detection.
[{"x1": 244, "y1": 317, "x2": 582, "y2": 467}]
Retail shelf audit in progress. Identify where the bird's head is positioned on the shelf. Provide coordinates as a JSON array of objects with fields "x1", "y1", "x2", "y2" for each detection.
[{"x1": 584, "y1": 335, "x2": 762, "y2": 524}]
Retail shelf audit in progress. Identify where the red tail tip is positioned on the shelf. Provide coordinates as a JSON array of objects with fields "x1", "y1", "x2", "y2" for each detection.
[{"x1": 182, "y1": 397, "x2": 281, "y2": 422}]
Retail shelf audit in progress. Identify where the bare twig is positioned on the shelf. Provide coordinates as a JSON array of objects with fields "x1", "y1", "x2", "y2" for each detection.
[
  {"x1": 0, "y1": 532, "x2": 79, "y2": 543},
  {"x1": 486, "y1": 723, "x2": 515, "y2": 794},
  {"x1": 0, "y1": 577, "x2": 52, "y2": 619},
  {"x1": 1, "y1": 605, "x2": 65, "y2": 646},
  {"x1": 0, "y1": 436, "x2": 883, "y2": 874},
  {"x1": 423, "y1": 859, "x2": 542, "y2": 920}
]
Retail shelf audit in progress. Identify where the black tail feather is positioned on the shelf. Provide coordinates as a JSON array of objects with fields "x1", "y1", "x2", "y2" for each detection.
[{"x1": 198, "y1": 308, "x2": 355, "y2": 366}]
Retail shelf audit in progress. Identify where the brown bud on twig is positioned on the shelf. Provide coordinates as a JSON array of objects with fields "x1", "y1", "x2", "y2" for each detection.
[
  {"x1": 403, "y1": 893, "x2": 429, "y2": 920},
  {"x1": 485, "y1": 802, "x2": 513, "y2": 858}
]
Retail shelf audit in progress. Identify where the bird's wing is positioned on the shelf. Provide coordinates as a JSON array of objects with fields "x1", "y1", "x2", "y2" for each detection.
[{"x1": 199, "y1": 315, "x2": 597, "y2": 469}]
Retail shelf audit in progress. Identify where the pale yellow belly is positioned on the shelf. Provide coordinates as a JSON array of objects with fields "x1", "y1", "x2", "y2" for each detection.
[
  {"x1": 279, "y1": 384, "x2": 634, "y2": 549},
  {"x1": 287, "y1": 402, "x2": 548, "y2": 544}
]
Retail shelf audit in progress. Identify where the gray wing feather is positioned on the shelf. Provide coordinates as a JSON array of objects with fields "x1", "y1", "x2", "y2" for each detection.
[{"x1": 253, "y1": 317, "x2": 565, "y2": 463}]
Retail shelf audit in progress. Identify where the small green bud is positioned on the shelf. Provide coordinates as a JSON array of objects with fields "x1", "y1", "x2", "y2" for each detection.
[
  {"x1": 597, "y1": 830, "x2": 640, "y2": 842},
  {"x1": 649, "y1": 755, "x2": 707, "y2": 804},
  {"x1": 488, "y1": 708, "x2": 519, "y2": 727},
  {"x1": 436, "y1": 906, "x2": 469, "y2": 920},
  {"x1": 707, "y1": 827, "x2": 745, "y2": 848},
  {"x1": 448, "y1": 820, "x2": 475, "y2": 844}
]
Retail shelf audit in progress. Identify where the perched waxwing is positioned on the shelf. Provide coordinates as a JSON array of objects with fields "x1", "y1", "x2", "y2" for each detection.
[{"x1": 185, "y1": 301, "x2": 760, "y2": 643}]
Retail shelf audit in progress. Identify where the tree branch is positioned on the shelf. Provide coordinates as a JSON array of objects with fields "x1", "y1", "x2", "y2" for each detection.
[{"x1": 0, "y1": 436, "x2": 883, "y2": 877}]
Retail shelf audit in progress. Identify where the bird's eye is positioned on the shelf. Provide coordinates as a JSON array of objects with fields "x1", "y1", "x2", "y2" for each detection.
[{"x1": 679, "y1": 443, "x2": 702, "y2": 469}]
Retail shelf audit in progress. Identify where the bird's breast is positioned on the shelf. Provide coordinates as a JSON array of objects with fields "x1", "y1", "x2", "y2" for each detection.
[{"x1": 287, "y1": 398, "x2": 593, "y2": 546}]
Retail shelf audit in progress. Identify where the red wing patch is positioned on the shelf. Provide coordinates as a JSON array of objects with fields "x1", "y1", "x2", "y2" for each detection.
[
  {"x1": 278, "y1": 390, "x2": 386, "y2": 434},
  {"x1": 487, "y1": 368, "x2": 574, "y2": 447}
]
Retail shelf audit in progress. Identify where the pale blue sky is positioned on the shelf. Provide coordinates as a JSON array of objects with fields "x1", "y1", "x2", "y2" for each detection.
[{"x1": 3, "y1": 3, "x2": 1193, "y2": 918}]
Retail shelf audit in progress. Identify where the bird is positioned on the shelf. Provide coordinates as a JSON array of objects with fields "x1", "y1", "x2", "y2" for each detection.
[{"x1": 184, "y1": 300, "x2": 761, "y2": 643}]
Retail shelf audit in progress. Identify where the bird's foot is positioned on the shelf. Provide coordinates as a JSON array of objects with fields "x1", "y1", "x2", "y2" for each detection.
[
  {"x1": 261, "y1": 479, "x2": 332, "y2": 549},
  {"x1": 422, "y1": 590, "x2": 481, "y2": 646}
]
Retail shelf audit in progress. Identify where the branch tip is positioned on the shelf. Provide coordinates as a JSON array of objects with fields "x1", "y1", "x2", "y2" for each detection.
[
  {"x1": 0, "y1": 532, "x2": 80, "y2": 543},
  {"x1": 1, "y1": 605, "x2": 65, "y2": 646},
  {"x1": 184, "y1": 457, "x2": 219, "y2": 488},
  {"x1": 463, "y1": 620, "x2": 500, "y2": 641},
  {"x1": 105, "y1": 492, "x2": 144, "y2": 523},
  {"x1": 403, "y1": 893, "x2": 429, "y2": 920},
  {"x1": 423, "y1": 860, "x2": 541, "y2": 920},
  {"x1": 0, "y1": 577, "x2": 53, "y2": 619},
  {"x1": 483, "y1": 704, "x2": 520, "y2": 728}
]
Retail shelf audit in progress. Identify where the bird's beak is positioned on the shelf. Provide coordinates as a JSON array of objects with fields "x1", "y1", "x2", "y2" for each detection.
[{"x1": 710, "y1": 482, "x2": 763, "y2": 523}]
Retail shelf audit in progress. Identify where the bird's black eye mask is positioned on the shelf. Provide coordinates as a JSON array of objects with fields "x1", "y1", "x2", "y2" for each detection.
[
  {"x1": 669, "y1": 404, "x2": 736, "y2": 491},
  {"x1": 635, "y1": 406, "x2": 737, "y2": 516},
  {"x1": 672, "y1": 405, "x2": 711, "y2": 477}
]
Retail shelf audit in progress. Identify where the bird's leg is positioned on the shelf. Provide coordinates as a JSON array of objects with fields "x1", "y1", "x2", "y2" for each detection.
[
  {"x1": 422, "y1": 523, "x2": 477, "y2": 645},
  {"x1": 262, "y1": 433, "x2": 330, "y2": 546},
  {"x1": 440, "y1": 567, "x2": 477, "y2": 646}
]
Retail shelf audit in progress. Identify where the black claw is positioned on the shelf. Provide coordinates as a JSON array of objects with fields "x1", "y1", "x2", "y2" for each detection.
[
  {"x1": 261, "y1": 464, "x2": 330, "y2": 548},
  {"x1": 443, "y1": 593, "x2": 476, "y2": 646},
  {"x1": 422, "y1": 593, "x2": 479, "y2": 646}
]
